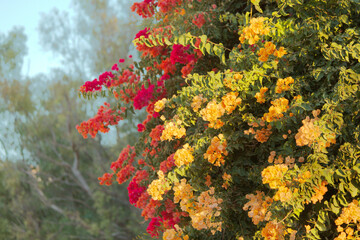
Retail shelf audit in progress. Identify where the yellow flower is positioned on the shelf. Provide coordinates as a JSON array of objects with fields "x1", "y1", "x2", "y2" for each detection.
[
  {"x1": 262, "y1": 97, "x2": 289, "y2": 122},
  {"x1": 161, "y1": 121, "x2": 186, "y2": 141},
  {"x1": 295, "y1": 116, "x2": 321, "y2": 146},
  {"x1": 200, "y1": 100, "x2": 225, "y2": 129},
  {"x1": 204, "y1": 134, "x2": 228, "y2": 166},
  {"x1": 273, "y1": 186, "x2": 292, "y2": 202},
  {"x1": 310, "y1": 181, "x2": 328, "y2": 204},
  {"x1": 174, "y1": 144, "x2": 194, "y2": 167},
  {"x1": 239, "y1": 17, "x2": 269, "y2": 45},
  {"x1": 262, "y1": 164, "x2": 288, "y2": 189},
  {"x1": 147, "y1": 170, "x2": 171, "y2": 200},
  {"x1": 191, "y1": 94, "x2": 207, "y2": 112},
  {"x1": 243, "y1": 191, "x2": 273, "y2": 225},
  {"x1": 275, "y1": 77, "x2": 294, "y2": 94},
  {"x1": 255, "y1": 87, "x2": 268, "y2": 103},
  {"x1": 221, "y1": 92, "x2": 242, "y2": 114},
  {"x1": 274, "y1": 46, "x2": 287, "y2": 58},
  {"x1": 261, "y1": 220, "x2": 285, "y2": 240},
  {"x1": 154, "y1": 98, "x2": 167, "y2": 112}
]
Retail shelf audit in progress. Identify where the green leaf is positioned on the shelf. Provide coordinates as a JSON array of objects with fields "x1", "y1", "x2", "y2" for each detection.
[{"x1": 251, "y1": 0, "x2": 263, "y2": 13}]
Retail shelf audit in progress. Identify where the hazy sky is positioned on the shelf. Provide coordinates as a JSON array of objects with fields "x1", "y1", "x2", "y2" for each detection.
[{"x1": 0, "y1": 0, "x2": 72, "y2": 77}]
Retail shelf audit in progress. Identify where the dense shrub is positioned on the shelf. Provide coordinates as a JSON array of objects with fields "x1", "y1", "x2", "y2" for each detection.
[{"x1": 77, "y1": 0, "x2": 360, "y2": 239}]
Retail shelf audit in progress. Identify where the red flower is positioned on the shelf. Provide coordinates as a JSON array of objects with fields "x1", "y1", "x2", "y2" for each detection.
[{"x1": 192, "y1": 13, "x2": 206, "y2": 28}]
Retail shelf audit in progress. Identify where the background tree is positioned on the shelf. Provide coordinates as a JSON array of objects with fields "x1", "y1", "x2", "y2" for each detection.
[{"x1": 0, "y1": 0, "x2": 145, "y2": 239}]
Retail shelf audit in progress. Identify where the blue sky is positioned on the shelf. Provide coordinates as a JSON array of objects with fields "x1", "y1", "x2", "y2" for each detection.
[{"x1": 0, "y1": 0, "x2": 72, "y2": 77}]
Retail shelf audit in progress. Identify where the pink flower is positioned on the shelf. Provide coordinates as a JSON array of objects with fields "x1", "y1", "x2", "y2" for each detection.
[
  {"x1": 111, "y1": 63, "x2": 119, "y2": 71},
  {"x1": 133, "y1": 84, "x2": 155, "y2": 110},
  {"x1": 137, "y1": 123, "x2": 146, "y2": 132},
  {"x1": 146, "y1": 217, "x2": 163, "y2": 237},
  {"x1": 170, "y1": 44, "x2": 195, "y2": 65},
  {"x1": 135, "y1": 27, "x2": 150, "y2": 39}
]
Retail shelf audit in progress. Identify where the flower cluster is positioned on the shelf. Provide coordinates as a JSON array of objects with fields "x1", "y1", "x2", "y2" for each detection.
[
  {"x1": 262, "y1": 97, "x2": 289, "y2": 122},
  {"x1": 173, "y1": 179, "x2": 194, "y2": 212},
  {"x1": 275, "y1": 77, "x2": 294, "y2": 94},
  {"x1": 204, "y1": 134, "x2": 228, "y2": 166},
  {"x1": 155, "y1": 98, "x2": 167, "y2": 112},
  {"x1": 163, "y1": 225, "x2": 189, "y2": 240},
  {"x1": 131, "y1": 0, "x2": 155, "y2": 18},
  {"x1": 223, "y1": 73, "x2": 243, "y2": 90},
  {"x1": 133, "y1": 83, "x2": 155, "y2": 110},
  {"x1": 239, "y1": 17, "x2": 270, "y2": 45},
  {"x1": 161, "y1": 120, "x2": 186, "y2": 141},
  {"x1": 222, "y1": 172, "x2": 232, "y2": 189},
  {"x1": 191, "y1": 94, "x2": 207, "y2": 112},
  {"x1": 98, "y1": 173, "x2": 114, "y2": 186},
  {"x1": 334, "y1": 200, "x2": 360, "y2": 240},
  {"x1": 255, "y1": 87, "x2": 268, "y2": 103},
  {"x1": 261, "y1": 220, "x2": 285, "y2": 240},
  {"x1": 76, "y1": 102, "x2": 124, "y2": 138},
  {"x1": 148, "y1": 170, "x2": 171, "y2": 200},
  {"x1": 193, "y1": 13, "x2": 206, "y2": 28},
  {"x1": 79, "y1": 71, "x2": 114, "y2": 92},
  {"x1": 200, "y1": 100, "x2": 225, "y2": 129},
  {"x1": 310, "y1": 181, "x2": 328, "y2": 204},
  {"x1": 174, "y1": 144, "x2": 194, "y2": 167},
  {"x1": 190, "y1": 187, "x2": 223, "y2": 234},
  {"x1": 258, "y1": 41, "x2": 276, "y2": 62},
  {"x1": 295, "y1": 116, "x2": 321, "y2": 147},
  {"x1": 243, "y1": 191, "x2": 273, "y2": 225},
  {"x1": 221, "y1": 92, "x2": 242, "y2": 114},
  {"x1": 258, "y1": 42, "x2": 287, "y2": 62},
  {"x1": 110, "y1": 145, "x2": 136, "y2": 184},
  {"x1": 262, "y1": 164, "x2": 288, "y2": 189}
]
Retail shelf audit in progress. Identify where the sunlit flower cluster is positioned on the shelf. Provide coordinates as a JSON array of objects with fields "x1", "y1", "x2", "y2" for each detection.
[
  {"x1": 189, "y1": 187, "x2": 223, "y2": 234},
  {"x1": 295, "y1": 116, "x2": 321, "y2": 147},
  {"x1": 261, "y1": 220, "x2": 285, "y2": 240},
  {"x1": 163, "y1": 225, "x2": 189, "y2": 240},
  {"x1": 222, "y1": 172, "x2": 232, "y2": 189},
  {"x1": 221, "y1": 92, "x2": 242, "y2": 114},
  {"x1": 191, "y1": 94, "x2": 207, "y2": 112},
  {"x1": 334, "y1": 200, "x2": 360, "y2": 240},
  {"x1": 310, "y1": 180, "x2": 328, "y2": 204},
  {"x1": 174, "y1": 144, "x2": 194, "y2": 167},
  {"x1": 273, "y1": 186, "x2": 293, "y2": 202},
  {"x1": 262, "y1": 97, "x2": 289, "y2": 122},
  {"x1": 254, "y1": 125, "x2": 272, "y2": 143},
  {"x1": 243, "y1": 191, "x2": 273, "y2": 225},
  {"x1": 76, "y1": 102, "x2": 124, "y2": 138},
  {"x1": 161, "y1": 120, "x2": 186, "y2": 141},
  {"x1": 275, "y1": 77, "x2": 294, "y2": 94},
  {"x1": 173, "y1": 179, "x2": 194, "y2": 212},
  {"x1": 258, "y1": 41, "x2": 276, "y2": 62},
  {"x1": 204, "y1": 134, "x2": 228, "y2": 166},
  {"x1": 155, "y1": 98, "x2": 168, "y2": 112},
  {"x1": 200, "y1": 99, "x2": 225, "y2": 129},
  {"x1": 239, "y1": 17, "x2": 270, "y2": 45},
  {"x1": 255, "y1": 87, "x2": 268, "y2": 103},
  {"x1": 295, "y1": 171, "x2": 311, "y2": 184},
  {"x1": 224, "y1": 73, "x2": 243, "y2": 90},
  {"x1": 147, "y1": 170, "x2": 171, "y2": 200},
  {"x1": 262, "y1": 164, "x2": 288, "y2": 189}
]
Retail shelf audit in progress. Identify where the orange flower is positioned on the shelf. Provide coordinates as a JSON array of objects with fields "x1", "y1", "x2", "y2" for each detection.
[
  {"x1": 204, "y1": 134, "x2": 228, "y2": 166},
  {"x1": 255, "y1": 87, "x2": 268, "y2": 103},
  {"x1": 310, "y1": 181, "x2": 328, "y2": 204}
]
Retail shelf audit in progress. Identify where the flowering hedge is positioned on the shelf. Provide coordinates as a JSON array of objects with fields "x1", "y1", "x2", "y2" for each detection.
[{"x1": 77, "y1": 0, "x2": 360, "y2": 239}]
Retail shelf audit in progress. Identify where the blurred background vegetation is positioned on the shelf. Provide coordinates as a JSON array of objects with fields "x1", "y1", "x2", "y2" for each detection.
[{"x1": 0, "y1": 0, "x2": 147, "y2": 239}]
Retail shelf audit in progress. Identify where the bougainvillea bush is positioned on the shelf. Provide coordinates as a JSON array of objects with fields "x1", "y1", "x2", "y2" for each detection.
[{"x1": 77, "y1": 0, "x2": 360, "y2": 239}]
